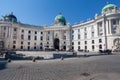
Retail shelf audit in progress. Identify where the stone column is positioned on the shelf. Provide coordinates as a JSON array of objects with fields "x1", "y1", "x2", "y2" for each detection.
[
  {"x1": 119, "y1": 19, "x2": 120, "y2": 34},
  {"x1": 96, "y1": 23, "x2": 99, "y2": 37},
  {"x1": 66, "y1": 30, "x2": 70, "y2": 51},
  {"x1": 43, "y1": 31, "x2": 47, "y2": 50},
  {"x1": 119, "y1": 19, "x2": 120, "y2": 25},
  {"x1": 50, "y1": 30, "x2": 53, "y2": 48},
  {"x1": 59, "y1": 29, "x2": 63, "y2": 50},
  {"x1": 107, "y1": 20, "x2": 110, "y2": 34},
  {"x1": 109, "y1": 19, "x2": 112, "y2": 34}
]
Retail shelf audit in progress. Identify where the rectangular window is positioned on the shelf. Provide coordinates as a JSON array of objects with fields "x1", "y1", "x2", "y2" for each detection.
[
  {"x1": 35, "y1": 31, "x2": 37, "y2": 34},
  {"x1": 34, "y1": 43, "x2": 36, "y2": 45},
  {"x1": 92, "y1": 40, "x2": 94, "y2": 44},
  {"x1": 98, "y1": 22, "x2": 102, "y2": 27},
  {"x1": 64, "y1": 30, "x2": 66, "y2": 33},
  {"x1": 47, "y1": 42, "x2": 49, "y2": 44},
  {"x1": 4, "y1": 27, "x2": 6, "y2": 30},
  {"x1": 72, "y1": 35, "x2": 74, "y2": 40},
  {"x1": 112, "y1": 20, "x2": 117, "y2": 25},
  {"x1": 72, "y1": 46, "x2": 74, "y2": 50},
  {"x1": 21, "y1": 35, "x2": 24, "y2": 40},
  {"x1": 84, "y1": 27, "x2": 87, "y2": 31},
  {"x1": 47, "y1": 36, "x2": 50, "y2": 40},
  {"x1": 28, "y1": 42, "x2": 30, "y2": 45},
  {"x1": 92, "y1": 45, "x2": 94, "y2": 49},
  {"x1": 40, "y1": 46, "x2": 43, "y2": 49},
  {"x1": 21, "y1": 46, "x2": 23, "y2": 49},
  {"x1": 34, "y1": 36, "x2": 37, "y2": 40},
  {"x1": 85, "y1": 41, "x2": 87, "y2": 44},
  {"x1": 72, "y1": 42, "x2": 74, "y2": 45},
  {"x1": 91, "y1": 32, "x2": 94, "y2": 37},
  {"x1": 98, "y1": 22, "x2": 103, "y2": 36},
  {"x1": 0, "y1": 41, "x2": 4, "y2": 49},
  {"x1": 78, "y1": 34, "x2": 80, "y2": 39},
  {"x1": 3, "y1": 33, "x2": 5, "y2": 38},
  {"x1": 48, "y1": 31, "x2": 50, "y2": 34},
  {"x1": 99, "y1": 39, "x2": 102, "y2": 43},
  {"x1": 21, "y1": 29, "x2": 24, "y2": 33},
  {"x1": 40, "y1": 36, "x2": 43, "y2": 41},
  {"x1": 99, "y1": 45, "x2": 102, "y2": 49},
  {"x1": 85, "y1": 46, "x2": 87, "y2": 50},
  {"x1": 13, "y1": 41, "x2": 16, "y2": 44},
  {"x1": 13, "y1": 45, "x2": 16, "y2": 49},
  {"x1": 64, "y1": 36, "x2": 66, "y2": 40},
  {"x1": 41, "y1": 32, "x2": 43, "y2": 34},
  {"x1": 78, "y1": 41, "x2": 80, "y2": 45},
  {"x1": 14, "y1": 28, "x2": 17, "y2": 32},
  {"x1": 111, "y1": 19, "x2": 119, "y2": 34},
  {"x1": 28, "y1": 35, "x2": 31, "y2": 40},
  {"x1": 84, "y1": 33, "x2": 87, "y2": 39},
  {"x1": 21, "y1": 41, "x2": 23, "y2": 44},
  {"x1": 78, "y1": 46, "x2": 80, "y2": 50},
  {"x1": 40, "y1": 43, "x2": 43, "y2": 46},
  {"x1": 91, "y1": 25, "x2": 94, "y2": 30},
  {"x1": 34, "y1": 46, "x2": 36, "y2": 50},
  {"x1": 13, "y1": 35, "x2": 17, "y2": 39},
  {"x1": 28, "y1": 30, "x2": 31, "y2": 34},
  {"x1": 28, "y1": 46, "x2": 30, "y2": 50}
]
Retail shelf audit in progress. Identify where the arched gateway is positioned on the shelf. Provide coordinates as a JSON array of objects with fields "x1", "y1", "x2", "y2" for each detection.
[
  {"x1": 113, "y1": 38, "x2": 120, "y2": 52},
  {"x1": 54, "y1": 38, "x2": 60, "y2": 50}
]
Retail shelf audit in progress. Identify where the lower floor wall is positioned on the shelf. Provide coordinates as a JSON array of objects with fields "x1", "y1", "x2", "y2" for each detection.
[
  {"x1": 1, "y1": 36, "x2": 120, "y2": 52},
  {"x1": 72, "y1": 36, "x2": 120, "y2": 52},
  {"x1": 2, "y1": 39, "x2": 71, "y2": 51}
]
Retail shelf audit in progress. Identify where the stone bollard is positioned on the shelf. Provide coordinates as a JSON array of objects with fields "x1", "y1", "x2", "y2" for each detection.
[
  {"x1": 61, "y1": 56, "x2": 64, "y2": 60},
  {"x1": 7, "y1": 58, "x2": 11, "y2": 63},
  {"x1": 32, "y1": 57, "x2": 36, "y2": 62}
]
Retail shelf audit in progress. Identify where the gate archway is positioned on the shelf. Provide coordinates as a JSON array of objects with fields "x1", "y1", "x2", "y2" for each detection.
[
  {"x1": 54, "y1": 38, "x2": 59, "y2": 50},
  {"x1": 113, "y1": 38, "x2": 120, "y2": 52}
]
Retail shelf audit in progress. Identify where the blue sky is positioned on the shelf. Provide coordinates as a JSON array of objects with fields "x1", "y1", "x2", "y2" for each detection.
[{"x1": 0, "y1": 0, "x2": 119, "y2": 26}]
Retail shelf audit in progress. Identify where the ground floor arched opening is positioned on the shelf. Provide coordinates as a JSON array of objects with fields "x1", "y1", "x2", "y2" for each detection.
[
  {"x1": 54, "y1": 38, "x2": 60, "y2": 50},
  {"x1": 63, "y1": 46, "x2": 66, "y2": 51},
  {"x1": 113, "y1": 38, "x2": 120, "y2": 52}
]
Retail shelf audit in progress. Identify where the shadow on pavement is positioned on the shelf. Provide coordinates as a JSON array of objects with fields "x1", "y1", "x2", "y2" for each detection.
[
  {"x1": 0, "y1": 58, "x2": 7, "y2": 70},
  {"x1": 77, "y1": 52, "x2": 113, "y2": 58}
]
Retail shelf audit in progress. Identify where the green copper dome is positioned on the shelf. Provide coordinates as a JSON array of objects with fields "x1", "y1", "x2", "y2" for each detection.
[
  {"x1": 55, "y1": 14, "x2": 65, "y2": 21},
  {"x1": 3, "y1": 12, "x2": 17, "y2": 23},
  {"x1": 54, "y1": 13, "x2": 66, "y2": 25},
  {"x1": 102, "y1": 4, "x2": 116, "y2": 11},
  {"x1": 102, "y1": 4, "x2": 117, "y2": 14}
]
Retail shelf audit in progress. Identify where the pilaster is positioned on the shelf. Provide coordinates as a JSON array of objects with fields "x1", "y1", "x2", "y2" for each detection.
[{"x1": 109, "y1": 19, "x2": 112, "y2": 34}]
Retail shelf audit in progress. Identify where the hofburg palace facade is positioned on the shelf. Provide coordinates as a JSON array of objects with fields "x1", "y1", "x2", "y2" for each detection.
[{"x1": 0, "y1": 3, "x2": 120, "y2": 52}]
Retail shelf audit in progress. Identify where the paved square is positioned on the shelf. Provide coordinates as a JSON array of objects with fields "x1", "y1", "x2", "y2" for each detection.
[{"x1": 0, "y1": 55, "x2": 120, "y2": 80}]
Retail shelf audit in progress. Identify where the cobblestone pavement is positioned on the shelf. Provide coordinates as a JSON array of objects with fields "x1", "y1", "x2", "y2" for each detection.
[{"x1": 0, "y1": 55, "x2": 120, "y2": 80}]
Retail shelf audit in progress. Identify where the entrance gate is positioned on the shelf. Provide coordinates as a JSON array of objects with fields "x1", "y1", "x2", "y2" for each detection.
[
  {"x1": 54, "y1": 38, "x2": 59, "y2": 50},
  {"x1": 113, "y1": 38, "x2": 120, "y2": 52}
]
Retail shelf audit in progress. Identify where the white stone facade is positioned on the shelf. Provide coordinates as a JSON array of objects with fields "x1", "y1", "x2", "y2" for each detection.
[
  {"x1": 72, "y1": 4, "x2": 120, "y2": 52},
  {"x1": 0, "y1": 22, "x2": 71, "y2": 51},
  {"x1": 0, "y1": 4, "x2": 120, "y2": 52}
]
